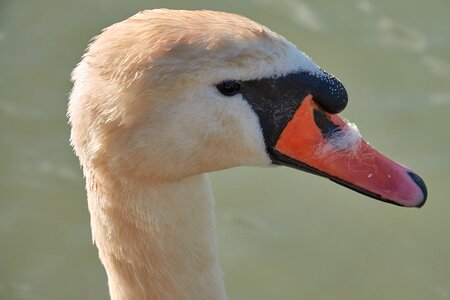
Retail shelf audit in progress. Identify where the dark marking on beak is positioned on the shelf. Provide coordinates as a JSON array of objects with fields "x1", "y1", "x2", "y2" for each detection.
[{"x1": 313, "y1": 108, "x2": 341, "y2": 140}]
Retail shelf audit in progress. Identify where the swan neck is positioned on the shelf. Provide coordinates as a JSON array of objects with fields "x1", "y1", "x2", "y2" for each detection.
[{"x1": 87, "y1": 173, "x2": 227, "y2": 300}]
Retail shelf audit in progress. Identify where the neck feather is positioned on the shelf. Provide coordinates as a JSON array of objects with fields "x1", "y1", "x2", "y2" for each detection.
[{"x1": 86, "y1": 171, "x2": 227, "y2": 300}]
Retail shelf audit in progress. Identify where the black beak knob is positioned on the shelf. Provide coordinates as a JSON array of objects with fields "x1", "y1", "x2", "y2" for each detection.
[{"x1": 311, "y1": 71, "x2": 348, "y2": 114}]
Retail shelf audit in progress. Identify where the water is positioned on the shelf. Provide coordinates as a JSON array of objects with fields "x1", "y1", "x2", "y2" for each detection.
[{"x1": 1, "y1": 0, "x2": 449, "y2": 299}]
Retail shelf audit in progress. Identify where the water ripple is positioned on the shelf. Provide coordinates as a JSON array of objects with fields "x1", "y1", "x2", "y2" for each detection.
[
  {"x1": 21, "y1": 159, "x2": 79, "y2": 182},
  {"x1": 355, "y1": 0, "x2": 375, "y2": 15},
  {"x1": 286, "y1": 1, "x2": 323, "y2": 32},
  {"x1": 428, "y1": 92, "x2": 450, "y2": 105},
  {"x1": 220, "y1": 212, "x2": 290, "y2": 237},
  {"x1": 376, "y1": 17, "x2": 427, "y2": 53},
  {"x1": 421, "y1": 55, "x2": 450, "y2": 80},
  {"x1": 0, "y1": 100, "x2": 49, "y2": 120},
  {"x1": 0, "y1": 282, "x2": 33, "y2": 300},
  {"x1": 252, "y1": 0, "x2": 323, "y2": 31}
]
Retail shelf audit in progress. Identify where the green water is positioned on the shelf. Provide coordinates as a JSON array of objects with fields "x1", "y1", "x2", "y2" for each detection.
[{"x1": 1, "y1": 0, "x2": 449, "y2": 299}]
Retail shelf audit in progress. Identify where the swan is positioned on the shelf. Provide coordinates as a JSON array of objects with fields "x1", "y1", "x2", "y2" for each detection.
[{"x1": 68, "y1": 9, "x2": 427, "y2": 299}]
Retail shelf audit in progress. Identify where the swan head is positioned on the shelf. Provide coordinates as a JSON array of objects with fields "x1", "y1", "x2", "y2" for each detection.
[{"x1": 69, "y1": 9, "x2": 427, "y2": 207}]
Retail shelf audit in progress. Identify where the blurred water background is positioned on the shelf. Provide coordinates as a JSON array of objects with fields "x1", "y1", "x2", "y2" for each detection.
[{"x1": 1, "y1": 0, "x2": 449, "y2": 299}]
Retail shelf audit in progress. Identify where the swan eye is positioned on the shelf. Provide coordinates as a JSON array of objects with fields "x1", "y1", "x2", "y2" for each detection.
[{"x1": 216, "y1": 80, "x2": 241, "y2": 96}]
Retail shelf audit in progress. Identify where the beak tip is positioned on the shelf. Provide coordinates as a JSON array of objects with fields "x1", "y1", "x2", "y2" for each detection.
[{"x1": 407, "y1": 171, "x2": 428, "y2": 208}]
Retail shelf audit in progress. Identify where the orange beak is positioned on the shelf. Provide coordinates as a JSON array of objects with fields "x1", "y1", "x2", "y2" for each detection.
[{"x1": 273, "y1": 95, "x2": 427, "y2": 207}]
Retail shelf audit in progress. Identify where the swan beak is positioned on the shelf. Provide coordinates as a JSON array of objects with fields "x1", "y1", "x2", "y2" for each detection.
[{"x1": 272, "y1": 95, "x2": 427, "y2": 207}]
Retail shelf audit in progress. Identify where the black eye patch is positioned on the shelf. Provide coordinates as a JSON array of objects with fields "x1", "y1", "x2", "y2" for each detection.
[{"x1": 239, "y1": 70, "x2": 347, "y2": 150}]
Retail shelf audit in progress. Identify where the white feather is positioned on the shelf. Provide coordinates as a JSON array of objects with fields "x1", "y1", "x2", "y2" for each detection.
[{"x1": 315, "y1": 120, "x2": 362, "y2": 158}]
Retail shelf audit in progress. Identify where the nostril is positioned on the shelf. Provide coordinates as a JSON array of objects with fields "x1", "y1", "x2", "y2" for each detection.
[{"x1": 312, "y1": 74, "x2": 348, "y2": 114}]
